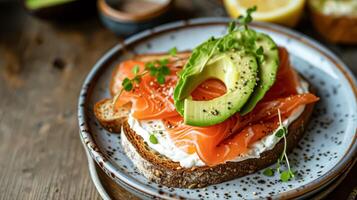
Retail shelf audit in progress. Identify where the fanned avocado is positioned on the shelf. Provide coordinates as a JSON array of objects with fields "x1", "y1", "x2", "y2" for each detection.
[
  {"x1": 239, "y1": 32, "x2": 279, "y2": 115},
  {"x1": 174, "y1": 27, "x2": 279, "y2": 126},
  {"x1": 174, "y1": 37, "x2": 220, "y2": 115},
  {"x1": 183, "y1": 51, "x2": 258, "y2": 126}
]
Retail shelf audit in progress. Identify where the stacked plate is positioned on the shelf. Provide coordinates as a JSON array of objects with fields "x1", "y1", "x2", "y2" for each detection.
[{"x1": 78, "y1": 18, "x2": 357, "y2": 200}]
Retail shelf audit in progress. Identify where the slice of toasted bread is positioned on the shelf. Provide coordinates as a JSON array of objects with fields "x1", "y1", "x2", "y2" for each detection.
[
  {"x1": 121, "y1": 101, "x2": 315, "y2": 188},
  {"x1": 94, "y1": 99, "x2": 131, "y2": 133}
]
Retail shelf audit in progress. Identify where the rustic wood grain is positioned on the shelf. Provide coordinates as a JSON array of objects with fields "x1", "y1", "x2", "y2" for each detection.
[
  {"x1": 96, "y1": 165, "x2": 139, "y2": 200},
  {"x1": 0, "y1": 3, "x2": 117, "y2": 200}
]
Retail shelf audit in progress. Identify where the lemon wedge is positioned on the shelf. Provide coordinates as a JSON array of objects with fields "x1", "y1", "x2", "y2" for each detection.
[{"x1": 223, "y1": 0, "x2": 306, "y2": 27}]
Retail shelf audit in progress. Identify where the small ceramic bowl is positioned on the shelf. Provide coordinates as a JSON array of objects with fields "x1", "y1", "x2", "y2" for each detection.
[{"x1": 98, "y1": 0, "x2": 173, "y2": 36}]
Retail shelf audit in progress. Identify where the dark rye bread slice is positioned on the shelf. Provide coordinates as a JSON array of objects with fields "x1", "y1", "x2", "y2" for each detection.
[{"x1": 121, "y1": 102, "x2": 316, "y2": 188}]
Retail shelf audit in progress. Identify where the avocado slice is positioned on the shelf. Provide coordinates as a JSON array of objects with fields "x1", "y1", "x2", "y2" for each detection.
[
  {"x1": 174, "y1": 29, "x2": 279, "y2": 126},
  {"x1": 174, "y1": 37, "x2": 220, "y2": 115},
  {"x1": 239, "y1": 33, "x2": 279, "y2": 115},
  {"x1": 183, "y1": 51, "x2": 258, "y2": 126}
]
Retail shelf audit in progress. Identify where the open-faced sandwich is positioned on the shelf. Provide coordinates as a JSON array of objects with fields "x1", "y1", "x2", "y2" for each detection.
[{"x1": 94, "y1": 8, "x2": 319, "y2": 188}]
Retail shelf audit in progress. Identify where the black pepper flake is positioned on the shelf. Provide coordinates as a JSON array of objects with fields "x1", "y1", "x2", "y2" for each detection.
[{"x1": 210, "y1": 110, "x2": 220, "y2": 116}]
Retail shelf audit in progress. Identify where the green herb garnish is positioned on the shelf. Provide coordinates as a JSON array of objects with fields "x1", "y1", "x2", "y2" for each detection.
[
  {"x1": 228, "y1": 5, "x2": 256, "y2": 32},
  {"x1": 263, "y1": 109, "x2": 295, "y2": 182},
  {"x1": 169, "y1": 47, "x2": 177, "y2": 56},
  {"x1": 263, "y1": 168, "x2": 275, "y2": 177},
  {"x1": 228, "y1": 21, "x2": 236, "y2": 33},
  {"x1": 149, "y1": 134, "x2": 158, "y2": 144},
  {"x1": 256, "y1": 46, "x2": 264, "y2": 55},
  {"x1": 275, "y1": 126, "x2": 287, "y2": 138},
  {"x1": 280, "y1": 170, "x2": 292, "y2": 182},
  {"x1": 238, "y1": 6, "x2": 257, "y2": 30},
  {"x1": 145, "y1": 59, "x2": 171, "y2": 84},
  {"x1": 276, "y1": 109, "x2": 295, "y2": 181},
  {"x1": 121, "y1": 69, "x2": 148, "y2": 93},
  {"x1": 112, "y1": 56, "x2": 173, "y2": 103},
  {"x1": 226, "y1": 5, "x2": 265, "y2": 66},
  {"x1": 120, "y1": 65, "x2": 142, "y2": 91},
  {"x1": 277, "y1": 109, "x2": 295, "y2": 182},
  {"x1": 122, "y1": 77, "x2": 134, "y2": 91},
  {"x1": 132, "y1": 64, "x2": 140, "y2": 74}
]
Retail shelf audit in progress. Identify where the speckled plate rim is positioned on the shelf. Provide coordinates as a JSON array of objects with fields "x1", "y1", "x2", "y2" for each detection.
[
  {"x1": 78, "y1": 17, "x2": 357, "y2": 200},
  {"x1": 84, "y1": 145, "x2": 111, "y2": 200},
  {"x1": 84, "y1": 145, "x2": 356, "y2": 200}
]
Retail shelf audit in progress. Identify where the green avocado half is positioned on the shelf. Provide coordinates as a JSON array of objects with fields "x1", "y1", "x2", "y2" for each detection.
[
  {"x1": 174, "y1": 29, "x2": 279, "y2": 126},
  {"x1": 239, "y1": 32, "x2": 279, "y2": 115}
]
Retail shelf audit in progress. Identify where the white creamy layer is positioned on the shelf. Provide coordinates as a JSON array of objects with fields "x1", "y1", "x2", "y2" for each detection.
[
  {"x1": 322, "y1": 0, "x2": 357, "y2": 16},
  {"x1": 128, "y1": 80, "x2": 309, "y2": 168}
]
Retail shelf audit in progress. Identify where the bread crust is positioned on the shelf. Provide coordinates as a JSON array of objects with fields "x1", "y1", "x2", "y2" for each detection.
[
  {"x1": 94, "y1": 99, "x2": 130, "y2": 133},
  {"x1": 121, "y1": 102, "x2": 315, "y2": 188}
]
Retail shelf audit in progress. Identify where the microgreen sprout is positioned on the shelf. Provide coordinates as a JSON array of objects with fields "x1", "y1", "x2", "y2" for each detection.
[
  {"x1": 263, "y1": 168, "x2": 274, "y2": 177},
  {"x1": 112, "y1": 49, "x2": 176, "y2": 105},
  {"x1": 263, "y1": 109, "x2": 295, "y2": 182},
  {"x1": 238, "y1": 6, "x2": 257, "y2": 30},
  {"x1": 149, "y1": 134, "x2": 158, "y2": 144},
  {"x1": 276, "y1": 108, "x2": 295, "y2": 182},
  {"x1": 169, "y1": 47, "x2": 177, "y2": 57},
  {"x1": 228, "y1": 21, "x2": 236, "y2": 33},
  {"x1": 256, "y1": 46, "x2": 264, "y2": 55},
  {"x1": 228, "y1": 5, "x2": 257, "y2": 32},
  {"x1": 132, "y1": 64, "x2": 140, "y2": 74},
  {"x1": 145, "y1": 59, "x2": 171, "y2": 84}
]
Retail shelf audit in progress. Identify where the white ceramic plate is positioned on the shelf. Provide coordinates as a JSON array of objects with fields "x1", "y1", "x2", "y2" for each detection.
[
  {"x1": 78, "y1": 18, "x2": 357, "y2": 200},
  {"x1": 84, "y1": 146, "x2": 356, "y2": 200}
]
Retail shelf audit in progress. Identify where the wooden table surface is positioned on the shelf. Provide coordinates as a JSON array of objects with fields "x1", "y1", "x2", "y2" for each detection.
[{"x1": 0, "y1": 1, "x2": 356, "y2": 200}]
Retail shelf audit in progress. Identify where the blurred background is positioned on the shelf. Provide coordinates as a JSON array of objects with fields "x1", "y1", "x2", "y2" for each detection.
[{"x1": 0, "y1": 0, "x2": 356, "y2": 199}]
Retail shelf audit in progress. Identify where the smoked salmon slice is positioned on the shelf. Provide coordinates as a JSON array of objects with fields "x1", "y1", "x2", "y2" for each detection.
[
  {"x1": 113, "y1": 61, "x2": 179, "y2": 120},
  {"x1": 111, "y1": 47, "x2": 319, "y2": 166},
  {"x1": 165, "y1": 93, "x2": 318, "y2": 166}
]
